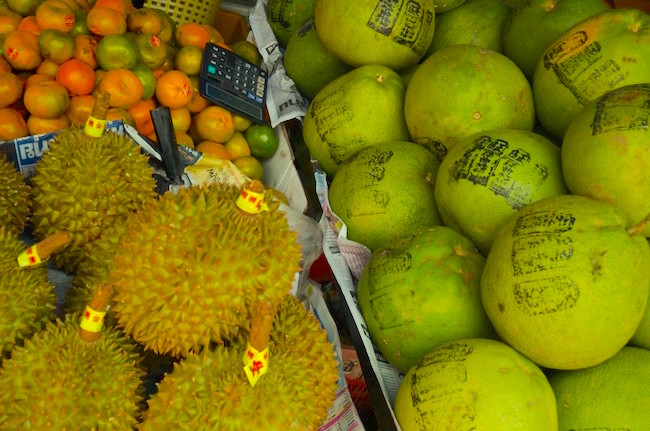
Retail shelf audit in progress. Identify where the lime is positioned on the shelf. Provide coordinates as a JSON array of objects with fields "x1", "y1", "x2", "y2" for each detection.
[
  {"x1": 245, "y1": 124, "x2": 279, "y2": 159},
  {"x1": 232, "y1": 156, "x2": 264, "y2": 181}
]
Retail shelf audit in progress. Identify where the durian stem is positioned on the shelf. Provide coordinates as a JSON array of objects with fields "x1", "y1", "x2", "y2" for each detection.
[
  {"x1": 235, "y1": 180, "x2": 268, "y2": 215},
  {"x1": 79, "y1": 283, "x2": 113, "y2": 342},
  {"x1": 249, "y1": 300, "x2": 274, "y2": 352},
  {"x1": 35, "y1": 231, "x2": 71, "y2": 261},
  {"x1": 627, "y1": 213, "x2": 650, "y2": 236}
]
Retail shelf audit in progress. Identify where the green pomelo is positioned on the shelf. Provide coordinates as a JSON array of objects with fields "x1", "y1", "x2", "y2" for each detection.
[
  {"x1": 435, "y1": 128, "x2": 568, "y2": 255},
  {"x1": 562, "y1": 83, "x2": 650, "y2": 236},
  {"x1": 630, "y1": 283, "x2": 650, "y2": 349},
  {"x1": 394, "y1": 338, "x2": 558, "y2": 430},
  {"x1": 426, "y1": 0, "x2": 511, "y2": 57},
  {"x1": 532, "y1": 8, "x2": 650, "y2": 140},
  {"x1": 481, "y1": 194, "x2": 650, "y2": 370},
  {"x1": 314, "y1": 0, "x2": 436, "y2": 70},
  {"x1": 502, "y1": 0, "x2": 611, "y2": 80},
  {"x1": 302, "y1": 64, "x2": 411, "y2": 177},
  {"x1": 283, "y1": 17, "x2": 351, "y2": 101},
  {"x1": 433, "y1": 0, "x2": 466, "y2": 13},
  {"x1": 358, "y1": 225, "x2": 493, "y2": 373},
  {"x1": 548, "y1": 347, "x2": 650, "y2": 429},
  {"x1": 328, "y1": 141, "x2": 441, "y2": 252},
  {"x1": 266, "y1": 0, "x2": 317, "y2": 47},
  {"x1": 404, "y1": 44, "x2": 535, "y2": 160}
]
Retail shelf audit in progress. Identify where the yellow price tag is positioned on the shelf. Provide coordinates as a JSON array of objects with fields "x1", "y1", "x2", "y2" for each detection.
[
  {"x1": 80, "y1": 306, "x2": 106, "y2": 333},
  {"x1": 242, "y1": 343, "x2": 269, "y2": 387},
  {"x1": 236, "y1": 187, "x2": 269, "y2": 214},
  {"x1": 84, "y1": 115, "x2": 107, "y2": 138},
  {"x1": 17, "y1": 246, "x2": 42, "y2": 268}
]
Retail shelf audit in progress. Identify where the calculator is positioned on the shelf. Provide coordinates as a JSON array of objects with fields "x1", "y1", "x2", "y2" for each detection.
[{"x1": 199, "y1": 42, "x2": 268, "y2": 124}]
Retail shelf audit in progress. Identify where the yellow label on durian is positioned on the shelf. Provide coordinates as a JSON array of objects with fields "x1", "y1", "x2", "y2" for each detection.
[
  {"x1": 80, "y1": 306, "x2": 106, "y2": 333},
  {"x1": 17, "y1": 246, "x2": 42, "y2": 268},
  {"x1": 236, "y1": 187, "x2": 269, "y2": 214},
  {"x1": 242, "y1": 343, "x2": 269, "y2": 386},
  {"x1": 84, "y1": 115, "x2": 107, "y2": 138}
]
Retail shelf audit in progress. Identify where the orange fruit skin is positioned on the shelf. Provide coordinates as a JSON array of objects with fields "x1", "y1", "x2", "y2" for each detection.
[
  {"x1": 196, "y1": 140, "x2": 231, "y2": 160},
  {"x1": 0, "y1": 107, "x2": 29, "y2": 140},
  {"x1": 126, "y1": 7, "x2": 163, "y2": 35},
  {"x1": 127, "y1": 97, "x2": 157, "y2": 135},
  {"x1": 23, "y1": 79, "x2": 70, "y2": 118},
  {"x1": 56, "y1": 58, "x2": 96, "y2": 96},
  {"x1": 3, "y1": 30, "x2": 42, "y2": 71},
  {"x1": 155, "y1": 69, "x2": 193, "y2": 109},
  {"x1": 0, "y1": 71, "x2": 23, "y2": 108},
  {"x1": 24, "y1": 72, "x2": 55, "y2": 88},
  {"x1": 35, "y1": 0, "x2": 76, "y2": 33},
  {"x1": 73, "y1": 34, "x2": 98, "y2": 69},
  {"x1": 174, "y1": 22, "x2": 210, "y2": 48},
  {"x1": 86, "y1": 6, "x2": 127, "y2": 36},
  {"x1": 0, "y1": 57, "x2": 12, "y2": 72},
  {"x1": 174, "y1": 131, "x2": 194, "y2": 148},
  {"x1": 107, "y1": 106, "x2": 135, "y2": 126},
  {"x1": 97, "y1": 67, "x2": 144, "y2": 109},
  {"x1": 35, "y1": 58, "x2": 60, "y2": 76},
  {"x1": 0, "y1": 10, "x2": 23, "y2": 35},
  {"x1": 27, "y1": 114, "x2": 70, "y2": 135},
  {"x1": 17, "y1": 15, "x2": 43, "y2": 36},
  {"x1": 66, "y1": 94, "x2": 95, "y2": 125},
  {"x1": 186, "y1": 75, "x2": 209, "y2": 113},
  {"x1": 170, "y1": 106, "x2": 191, "y2": 133},
  {"x1": 38, "y1": 28, "x2": 76, "y2": 64},
  {"x1": 192, "y1": 105, "x2": 235, "y2": 143},
  {"x1": 93, "y1": 0, "x2": 128, "y2": 16}
]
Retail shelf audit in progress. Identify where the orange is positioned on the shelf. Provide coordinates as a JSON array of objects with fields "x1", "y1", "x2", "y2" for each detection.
[
  {"x1": 27, "y1": 113, "x2": 69, "y2": 134},
  {"x1": 56, "y1": 58, "x2": 95, "y2": 95},
  {"x1": 174, "y1": 22, "x2": 210, "y2": 48},
  {"x1": 174, "y1": 131, "x2": 194, "y2": 148},
  {"x1": 0, "y1": 71, "x2": 23, "y2": 108},
  {"x1": 17, "y1": 16, "x2": 42, "y2": 36},
  {"x1": 232, "y1": 156, "x2": 264, "y2": 181},
  {"x1": 193, "y1": 105, "x2": 235, "y2": 143},
  {"x1": 35, "y1": 0, "x2": 76, "y2": 33},
  {"x1": 0, "y1": 10, "x2": 23, "y2": 35},
  {"x1": 71, "y1": 8, "x2": 89, "y2": 36},
  {"x1": 170, "y1": 106, "x2": 191, "y2": 133},
  {"x1": 186, "y1": 75, "x2": 209, "y2": 113},
  {"x1": 3, "y1": 30, "x2": 42, "y2": 70},
  {"x1": 97, "y1": 68, "x2": 143, "y2": 108},
  {"x1": 95, "y1": 33, "x2": 137, "y2": 70},
  {"x1": 38, "y1": 28, "x2": 76, "y2": 64},
  {"x1": 23, "y1": 79, "x2": 70, "y2": 118},
  {"x1": 195, "y1": 140, "x2": 231, "y2": 159},
  {"x1": 133, "y1": 33, "x2": 167, "y2": 69},
  {"x1": 174, "y1": 45, "x2": 202, "y2": 76},
  {"x1": 106, "y1": 106, "x2": 135, "y2": 126},
  {"x1": 131, "y1": 63, "x2": 156, "y2": 99},
  {"x1": 93, "y1": 0, "x2": 128, "y2": 16},
  {"x1": 66, "y1": 93, "x2": 95, "y2": 125},
  {"x1": 25, "y1": 72, "x2": 55, "y2": 88},
  {"x1": 94, "y1": 68, "x2": 105, "y2": 86},
  {"x1": 232, "y1": 112, "x2": 252, "y2": 132},
  {"x1": 7, "y1": 0, "x2": 44, "y2": 16},
  {"x1": 155, "y1": 69, "x2": 192, "y2": 109},
  {"x1": 224, "y1": 131, "x2": 251, "y2": 159},
  {"x1": 201, "y1": 24, "x2": 225, "y2": 44},
  {"x1": 73, "y1": 34, "x2": 98, "y2": 69},
  {"x1": 35, "y1": 58, "x2": 60, "y2": 76},
  {"x1": 86, "y1": 5, "x2": 126, "y2": 36},
  {"x1": 0, "y1": 107, "x2": 28, "y2": 140},
  {"x1": 0, "y1": 57, "x2": 11, "y2": 72},
  {"x1": 127, "y1": 97, "x2": 156, "y2": 135},
  {"x1": 126, "y1": 7, "x2": 162, "y2": 35}
]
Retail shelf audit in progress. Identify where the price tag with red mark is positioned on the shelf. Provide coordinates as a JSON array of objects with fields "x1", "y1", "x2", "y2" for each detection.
[
  {"x1": 242, "y1": 343, "x2": 269, "y2": 386},
  {"x1": 84, "y1": 115, "x2": 107, "y2": 138},
  {"x1": 80, "y1": 306, "x2": 106, "y2": 333},
  {"x1": 236, "y1": 186, "x2": 269, "y2": 214},
  {"x1": 17, "y1": 246, "x2": 43, "y2": 268}
]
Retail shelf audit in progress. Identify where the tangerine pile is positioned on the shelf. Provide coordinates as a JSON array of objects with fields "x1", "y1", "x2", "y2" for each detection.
[{"x1": 0, "y1": 0, "x2": 275, "y2": 179}]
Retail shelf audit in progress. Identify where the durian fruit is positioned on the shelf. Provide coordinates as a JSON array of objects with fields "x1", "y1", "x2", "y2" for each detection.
[
  {"x1": 0, "y1": 153, "x2": 30, "y2": 234},
  {"x1": 139, "y1": 294, "x2": 339, "y2": 430},
  {"x1": 0, "y1": 228, "x2": 56, "y2": 358},
  {"x1": 29, "y1": 126, "x2": 157, "y2": 273},
  {"x1": 0, "y1": 313, "x2": 147, "y2": 429},
  {"x1": 108, "y1": 181, "x2": 303, "y2": 357}
]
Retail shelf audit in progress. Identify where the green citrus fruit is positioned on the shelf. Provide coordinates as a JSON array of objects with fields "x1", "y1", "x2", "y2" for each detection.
[
  {"x1": 133, "y1": 33, "x2": 168, "y2": 70},
  {"x1": 630, "y1": 293, "x2": 650, "y2": 349},
  {"x1": 232, "y1": 156, "x2": 264, "y2": 182},
  {"x1": 96, "y1": 33, "x2": 138, "y2": 70},
  {"x1": 224, "y1": 131, "x2": 251, "y2": 160},
  {"x1": 230, "y1": 40, "x2": 262, "y2": 67},
  {"x1": 404, "y1": 44, "x2": 535, "y2": 160},
  {"x1": 433, "y1": 0, "x2": 466, "y2": 13},
  {"x1": 481, "y1": 194, "x2": 650, "y2": 370},
  {"x1": 131, "y1": 63, "x2": 156, "y2": 100},
  {"x1": 7, "y1": 0, "x2": 42, "y2": 16},
  {"x1": 434, "y1": 128, "x2": 568, "y2": 254},
  {"x1": 426, "y1": 0, "x2": 511, "y2": 57},
  {"x1": 328, "y1": 141, "x2": 441, "y2": 252},
  {"x1": 502, "y1": 0, "x2": 611, "y2": 80},
  {"x1": 266, "y1": 0, "x2": 317, "y2": 47},
  {"x1": 314, "y1": 0, "x2": 436, "y2": 70},
  {"x1": 358, "y1": 225, "x2": 493, "y2": 373},
  {"x1": 245, "y1": 124, "x2": 279, "y2": 160},
  {"x1": 174, "y1": 45, "x2": 203, "y2": 76},
  {"x1": 561, "y1": 83, "x2": 650, "y2": 236},
  {"x1": 38, "y1": 29, "x2": 75, "y2": 65},
  {"x1": 549, "y1": 347, "x2": 650, "y2": 429},
  {"x1": 302, "y1": 64, "x2": 411, "y2": 177},
  {"x1": 532, "y1": 8, "x2": 650, "y2": 140},
  {"x1": 283, "y1": 17, "x2": 351, "y2": 100},
  {"x1": 394, "y1": 338, "x2": 557, "y2": 430}
]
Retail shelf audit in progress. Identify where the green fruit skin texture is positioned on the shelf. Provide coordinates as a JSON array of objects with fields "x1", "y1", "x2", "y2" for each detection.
[
  {"x1": 267, "y1": 0, "x2": 318, "y2": 47},
  {"x1": 358, "y1": 225, "x2": 494, "y2": 373}
]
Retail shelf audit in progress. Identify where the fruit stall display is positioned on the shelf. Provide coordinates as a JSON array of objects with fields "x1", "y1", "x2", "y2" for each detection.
[{"x1": 1, "y1": 0, "x2": 650, "y2": 429}]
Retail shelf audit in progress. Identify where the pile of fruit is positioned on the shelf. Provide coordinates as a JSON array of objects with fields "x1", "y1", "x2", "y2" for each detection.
[
  {"x1": 0, "y1": 0, "x2": 279, "y2": 181},
  {"x1": 266, "y1": 0, "x2": 650, "y2": 429}
]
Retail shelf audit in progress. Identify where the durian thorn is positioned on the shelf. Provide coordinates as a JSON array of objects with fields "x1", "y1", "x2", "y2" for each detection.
[
  {"x1": 249, "y1": 300, "x2": 274, "y2": 352},
  {"x1": 34, "y1": 231, "x2": 72, "y2": 261},
  {"x1": 79, "y1": 283, "x2": 114, "y2": 343},
  {"x1": 627, "y1": 213, "x2": 650, "y2": 236}
]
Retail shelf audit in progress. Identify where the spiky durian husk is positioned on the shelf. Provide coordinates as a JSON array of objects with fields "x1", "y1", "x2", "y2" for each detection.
[
  {"x1": 0, "y1": 228, "x2": 56, "y2": 358},
  {"x1": 139, "y1": 295, "x2": 339, "y2": 430},
  {"x1": 29, "y1": 127, "x2": 157, "y2": 273},
  {"x1": 0, "y1": 153, "x2": 30, "y2": 234},
  {"x1": 0, "y1": 314, "x2": 147, "y2": 429},
  {"x1": 109, "y1": 182, "x2": 303, "y2": 357}
]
